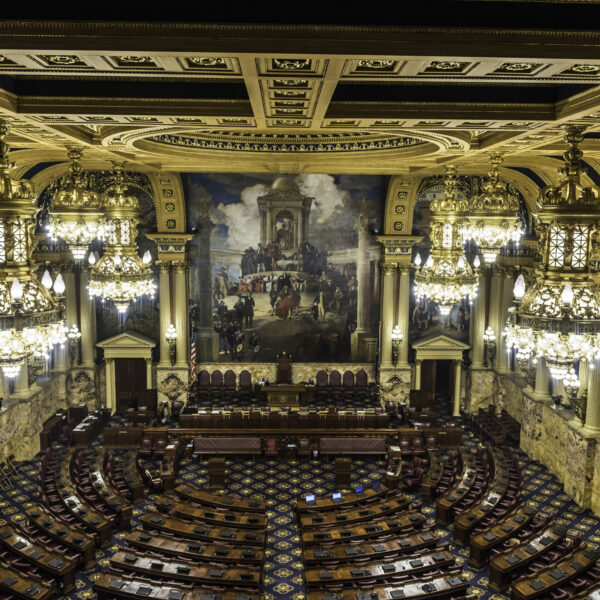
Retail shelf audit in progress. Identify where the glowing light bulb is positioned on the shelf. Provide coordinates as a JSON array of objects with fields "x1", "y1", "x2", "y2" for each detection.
[
  {"x1": 114, "y1": 254, "x2": 122, "y2": 267},
  {"x1": 457, "y1": 255, "x2": 465, "y2": 269},
  {"x1": 426, "y1": 255, "x2": 433, "y2": 268},
  {"x1": 513, "y1": 273, "x2": 526, "y2": 301},
  {"x1": 53, "y1": 273, "x2": 65, "y2": 295},
  {"x1": 142, "y1": 250, "x2": 152, "y2": 265},
  {"x1": 41, "y1": 269, "x2": 53, "y2": 290},
  {"x1": 473, "y1": 255, "x2": 481, "y2": 269},
  {"x1": 561, "y1": 282, "x2": 574, "y2": 306},
  {"x1": 88, "y1": 252, "x2": 96, "y2": 265},
  {"x1": 10, "y1": 278, "x2": 23, "y2": 301}
]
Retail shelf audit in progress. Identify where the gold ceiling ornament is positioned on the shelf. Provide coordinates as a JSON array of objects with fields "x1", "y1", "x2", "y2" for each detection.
[
  {"x1": 0, "y1": 120, "x2": 67, "y2": 378},
  {"x1": 413, "y1": 165, "x2": 478, "y2": 315},
  {"x1": 47, "y1": 148, "x2": 106, "y2": 261},
  {"x1": 88, "y1": 164, "x2": 155, "y2": 313},
  {"x1": 461, "y1": 153, "x2": 523, "y2": 264},
  {"x1": 505, "y1": 125, "x2": 600, "y2": 384}
]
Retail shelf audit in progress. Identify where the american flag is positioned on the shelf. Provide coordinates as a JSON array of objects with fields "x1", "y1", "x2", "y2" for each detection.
[{"x1": 190, "y1": 330, "x2": 196, "y2": 383}]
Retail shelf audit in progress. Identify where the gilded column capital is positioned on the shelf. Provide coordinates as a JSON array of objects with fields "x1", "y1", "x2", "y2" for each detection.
[
  {"x1": 172, "y1": 260, "x2": 189, "y2": 273},
  {"x1": 145, "y1": 357, "x2": 153, "y2": 365},
  {"x1": 105, "y1": 357, "x2": 114, "y2": 364},
  {"x1": 157, "y1": 261, "x2": 171, "y2": 274},
  {"x1": 398, "y1": 264, "x2": 412, "y2": 275},
  {"x1": 59, "y1": 261, "x2": 76, "y2": 273},
  {"x1": 380, "y1": 261, "x2": 397, "y2": 275}
]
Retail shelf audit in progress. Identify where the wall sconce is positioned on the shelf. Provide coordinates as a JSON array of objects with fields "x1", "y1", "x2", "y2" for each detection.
[
  {"x1": 483, "y1": 325, "x2": 496, "y2": 367},
  {"x1": 391, "y1": 325, "x2": 403, "y2": 367},
  {"x1": 165, "y1": 324, "x2": 178, "y2": 366},
  {"x1": 67, "y1": 324, "x2": 81, "y2": 367}
]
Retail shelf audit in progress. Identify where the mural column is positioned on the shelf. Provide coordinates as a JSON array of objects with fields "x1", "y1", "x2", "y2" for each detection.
[
  {"x1": 453, "y1": 359, "x2": 462, "y2": 416},
  {"x1": 194, "y1": 217, "x2": 219, "y2": 362},
  {"x1": 533, "y1": 357, "x2": 552, "y2": 401},
  {"x1": 351, "y1": 198, "x2": 371, "y2": 361}
]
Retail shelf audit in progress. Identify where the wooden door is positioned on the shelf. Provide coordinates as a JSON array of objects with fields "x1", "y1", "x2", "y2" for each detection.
[
  {"x1": 115, "y1": 358, "x2": 147, "y2": 413},
  {"x1": 421, "y1": 360, "x2": 437, "y2": 394}
]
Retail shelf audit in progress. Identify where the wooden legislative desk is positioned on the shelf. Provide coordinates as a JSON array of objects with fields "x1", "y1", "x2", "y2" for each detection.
[
  {"x1": 0, "y1": 562, "x2": 53, "y2": 600},
  {"x1": 420, "y1": 449, "x2": 444, "y2": 501},
  {"x1": 103, "y1": 425, "x2": 145, "y2": 448},
  {"x1": 488, "y1": 525, "x2": 567, "y2": 592},
  {"x1": 87, "y1": 450, "x2": 132, "y2": 528},
  {"x1": 71, "y1": 411, "x2": 110, "y2": 446},
  {"x1": 175, "y1": 484, "x2": 266, "y2": 513},
  {"x1": 305, "y1": 549, "x2": 455, "y2": 588},
  {"x1": 511, "y1": 546, "x2": 600, "y2": 600},
  {"x1": 295, "y1": 487, "x2": 396, "y2": 513},
  {"x1": 141, "y1": 511, "x2": 266, "y2": 546},
  {"x1": 95, "y1": 574, "x2": 263, "y2": 600},
  {"x1": 301, "y1": 511, "x2": 427, "y2": 547},
  {"x1": 110, "y1": 549, "x2": 260, "y2": 591},
  {"x1": 155, "y1": 497, "x2": 268, "y2": 529},
  {"x1": 55, "y1": 449, "x2": 112, "y2": 546},
  {"x1": 39, "y1": 410, "x2": 66, "y2": 452},
  {"x1": 303, "y1": 531, "x2": 440, "y2": 566},
  {"x1": 305, "y1": 574, "x2": 469, "y2": 599},
  {"x1": 435, "y1": 448, "x2": 480, "y2": 525},
  {"x1": 125, "y1": 531, "x2": 264, "y2": 566},
  {"x1": 254, "y1": 383, "x2": 313, "y2": 405},
  {"x1": 26, "y1": 505, "x2": 96, "y2": 571},
  {"x1": 299, "y1": 495, "x2": 411, "y2": 530},
  {"x1": 454, "y1": 451, "x2": 511, "y2": 546},
  {"x1": 468, "y1": 503, "x2": 537, "y2": 569},
  {"x1": 0, "y1": 523, "x2": 77, "y2": 593}
]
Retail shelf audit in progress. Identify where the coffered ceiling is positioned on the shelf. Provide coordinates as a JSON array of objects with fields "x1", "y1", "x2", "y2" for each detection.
[{"x1": 2, "y1": 13, "x2": 600, "y2": 183}]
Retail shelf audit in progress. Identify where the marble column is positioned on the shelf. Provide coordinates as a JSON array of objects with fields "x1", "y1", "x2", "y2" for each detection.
[
  {"x1": 13, "y1": 363, "x2": 29, "y2": 395},
  {"x1": 145, "y1": 358, "x2": 153, "y2": 389},
  {"x1": 414, "y1": 360, "x2": 422, "y2": 391},
  {"x1": 470, "y1": 272, "x2": 486, "y2": 369},
  {"x1": 453, "y1": 359, "x2": 462, "y2": 416},
  {"x1": 397, "y1": 266, "x2": 411, "y2": 367},
  {"x1": 533, "y1": 358, "x2": 552, "y2": 400},
  {"x1": 584, "y1": 358, "x2": 600, "y2": 433},
  {"x1": 578, "y1": 359, "x2": 590, "y2": 401},
  {"x1": 62, "y1": 266, "x2": 78, "y2": 366},
  {"x1": 105, "y1": 358, "x2": 116, "y2": 414},
  {"x1": 373, "y1": 260, "x2": 381, "y2": 306},
  {"x1": 495, "y1": 269, "x2": 514, "y2": 373},
  {"x1": 158, "y1": 262, "x2": 172, "y2": 367},
  {"x1": 378, "y1": 262, "x2": 397, "y2": 370},
  {"x1": 173, "y1": 262, "x2": 189, "y2": 368},
  {"x1": 80, "y1": 269, "x2": 96, "y2": 368}
]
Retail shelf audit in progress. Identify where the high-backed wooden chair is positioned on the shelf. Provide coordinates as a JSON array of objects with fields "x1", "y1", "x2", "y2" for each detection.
[
  {"x1": 315, "y1": 370, "x2": 329, "y2": 401},
  {"x1": 223, "y1": 370, "x2": 237, "y2": 398},
  {"x1": 342, "y1": 370, "x2": 355, "y2": 398},
  {"x1": 197, "y1": 370, "x2": 210, "y2": 398},
  {"x1": 355, "y1": 370, "x2": 368, "y2": 397},
  {"x1": 210, "y1": 370, "x2": 224, "y2": 398},
  {"x1": 239, "y1": 370, "x2": 252, "y2": 399},
  {"x1": 329, "y1": 370, "x2": 342, "y2": 400}
]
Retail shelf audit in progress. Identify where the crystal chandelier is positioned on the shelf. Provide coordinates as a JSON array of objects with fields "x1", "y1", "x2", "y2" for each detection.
[
  {"x1": 462, "y1": 154, "x2": 523, "y2": 264},
  {"x1": 88, "y1": 165, "x2": 155, "y2": 313},
  {"x1": 414, "y1": 166, "x2": 478, "y2": 315},
  {"x1": 47, "y1": 148, "x2": 105, "y2": 261},
  {"x1": 505, "y1": 126, "x2": 600, "y2": 383},
  {"x1": 0, "y1": 121, "x2": 67, "y2": 377}
]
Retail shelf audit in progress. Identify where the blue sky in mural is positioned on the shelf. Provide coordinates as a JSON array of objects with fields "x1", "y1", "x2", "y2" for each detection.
[{"x1": 184, "y1": 173, "x2": 387, "y2": 252}]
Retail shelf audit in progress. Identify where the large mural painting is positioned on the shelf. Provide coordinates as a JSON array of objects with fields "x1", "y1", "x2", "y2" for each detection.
[{"x1": 184, "y1": 174, "x2": 387, "y2": 363}]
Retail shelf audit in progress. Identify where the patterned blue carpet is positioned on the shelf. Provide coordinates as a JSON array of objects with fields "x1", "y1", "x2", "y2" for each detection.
[{"x1": 0, "y1": 400, "x2": 599, "y2": 600}]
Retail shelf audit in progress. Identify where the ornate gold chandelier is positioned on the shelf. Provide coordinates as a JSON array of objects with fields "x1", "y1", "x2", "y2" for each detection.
[
  {"x1": 47, "y1": 148, "x2": 105, "y2": 261},
  {"x1": 0, "y1": 121, "x2": 67, "y2": 377},
  {"x1": 462, "y1": 154, "x2": 523, "y2": 263},
  {"x1": 505, "y1": 126, "x2": 600, "y2": 382},
  {"x1": 88, "y1": 165, "x2": 155, "y2": 313},
  {"x1": 414, "y1": 166, "x2": 478, "y2": 315}
]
